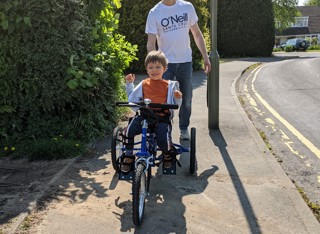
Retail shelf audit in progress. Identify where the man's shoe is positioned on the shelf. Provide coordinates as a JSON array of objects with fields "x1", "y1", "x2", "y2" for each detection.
[{"x1": 180, "y1": 129, "x2": 190, "y2": 140}]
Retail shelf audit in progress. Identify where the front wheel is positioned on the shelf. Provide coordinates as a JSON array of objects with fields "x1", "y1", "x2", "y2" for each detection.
[
  {"x1": 189, "y1": 127, "x2": 196, "y2": 174},
  {"x1": 132, "y1": 163, "x2": 147, "y2": 226}
]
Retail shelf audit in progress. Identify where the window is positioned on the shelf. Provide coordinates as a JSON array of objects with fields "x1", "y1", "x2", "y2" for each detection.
[{"x1": 292, "y1": 17, "x2": 309, "y2": 27}]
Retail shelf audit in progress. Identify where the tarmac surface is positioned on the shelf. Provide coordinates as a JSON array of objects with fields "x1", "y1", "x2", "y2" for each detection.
[{"x1": 3, "y1": 53, "x2": 320, "y2": 234}]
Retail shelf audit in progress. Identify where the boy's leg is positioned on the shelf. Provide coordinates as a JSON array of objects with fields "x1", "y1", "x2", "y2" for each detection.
[
  {"x1": 155, "y1": 122, "x2": 174, "y2": 168},
  {"x1": 121, "y1": 116, "x2": 143, "y2": 173}
]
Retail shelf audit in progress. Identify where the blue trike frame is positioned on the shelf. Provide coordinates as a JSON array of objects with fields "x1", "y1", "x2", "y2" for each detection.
[{"x1": 111, "y1": 100, "x2": 196, "y2": 226}]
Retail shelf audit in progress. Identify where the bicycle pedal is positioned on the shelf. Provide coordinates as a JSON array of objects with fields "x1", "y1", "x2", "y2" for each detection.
[{"x1": 162, "y1": 162, "x2": 176, "y2": 175}]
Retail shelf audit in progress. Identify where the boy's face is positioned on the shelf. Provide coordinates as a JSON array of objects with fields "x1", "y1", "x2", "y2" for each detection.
[{"x1": 146, "y1": 61, "x2": 166, "y2": 80}]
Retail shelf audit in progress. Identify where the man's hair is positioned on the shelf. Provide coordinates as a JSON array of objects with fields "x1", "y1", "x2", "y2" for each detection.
[{"x1": 145, "y1": 50, "x2": 168, "y2": 69}]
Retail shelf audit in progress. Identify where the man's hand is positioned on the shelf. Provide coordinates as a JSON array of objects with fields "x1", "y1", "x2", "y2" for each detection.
[
  {"x1": 204, "y1": 57, "x2": 211, "y2": 74},
  {"x1": 174, "y1": 90, "x2": 182, "y2": 99},
  {"x1": 125, "y1": 74, "x2": 135, "y2": 83}
]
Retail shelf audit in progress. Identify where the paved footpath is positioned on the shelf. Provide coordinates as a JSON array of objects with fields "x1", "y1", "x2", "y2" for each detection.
[{"x1": 15, "y1": 56, "x2": 320, "y2": 234}]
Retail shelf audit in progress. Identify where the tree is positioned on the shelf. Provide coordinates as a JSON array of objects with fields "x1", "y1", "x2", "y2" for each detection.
[
  {"x1": 273, "y1": 0, "x2": 300, "y2": 31},
  {"x1": 304, "y1": 0, "x2": 320, "y2": 5}
]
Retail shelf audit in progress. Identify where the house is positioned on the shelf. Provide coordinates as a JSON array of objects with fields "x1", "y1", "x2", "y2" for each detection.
[{"x1": 275, "y1": 6, "x2": 320, "y2": 45}]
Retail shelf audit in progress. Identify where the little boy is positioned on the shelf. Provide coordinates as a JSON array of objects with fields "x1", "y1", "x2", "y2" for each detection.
[{"x1": 121, "y1": 50, "x2": 182, "y2": 173}]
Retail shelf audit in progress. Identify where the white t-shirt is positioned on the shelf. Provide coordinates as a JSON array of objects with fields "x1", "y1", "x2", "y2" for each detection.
[{"x1": 145, "y1": 0, "x2": 198, "y2": 63}]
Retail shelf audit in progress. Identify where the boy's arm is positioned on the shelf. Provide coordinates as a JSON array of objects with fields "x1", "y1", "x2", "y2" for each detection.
[
  {"x1": 128, "y1": 81, "x2": 143, "y2": 103},
  {"x1": 125, "y1": 82, "x2": 134, "y2": 97},
  {"x1": 172, "y1": 82, "x2": 182, "y2": 106},
  {"x1": 125, "y1": 73, "x2": 135, "y2": 97},
  {"x1": 173, "y1": 94, "x2": 182, "y2": 107}
]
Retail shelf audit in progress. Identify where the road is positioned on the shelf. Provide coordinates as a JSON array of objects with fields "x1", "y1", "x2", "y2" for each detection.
[{"x1": 237, "y1": 52, "x2": 320, "y2": 204}]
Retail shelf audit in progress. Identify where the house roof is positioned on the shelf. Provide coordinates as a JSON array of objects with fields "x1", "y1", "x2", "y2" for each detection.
[
  {"x1": 276, "y1": 6, "x2": 320, "y2": 36},
  {"x1": 296, "y1": 6, "x2": 320, "y2": 34}
]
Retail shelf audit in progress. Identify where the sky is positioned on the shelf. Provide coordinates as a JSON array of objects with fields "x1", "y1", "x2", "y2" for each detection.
[{"x1": 298, "y1": 0, "x2": 305, "y2": 5}]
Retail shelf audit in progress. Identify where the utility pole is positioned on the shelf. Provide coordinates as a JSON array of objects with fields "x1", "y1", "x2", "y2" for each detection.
[{"x1": 208, "y1": 0, "x2": 220, "y2": 129}]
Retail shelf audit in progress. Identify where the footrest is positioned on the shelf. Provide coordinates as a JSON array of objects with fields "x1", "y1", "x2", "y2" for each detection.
[
  {"x1": 119, "y1": 170, "x2": 134, "y2": 180},
  {"x1": 162, "y1": 162, "x2": 176, "y2": 175}
]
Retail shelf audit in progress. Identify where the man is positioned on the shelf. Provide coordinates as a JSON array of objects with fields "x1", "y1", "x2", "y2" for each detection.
[{"x1": 146, "y1": 0, "x2": 211, "y2": 140}]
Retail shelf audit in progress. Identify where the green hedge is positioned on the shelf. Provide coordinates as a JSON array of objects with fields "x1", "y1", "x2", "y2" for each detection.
[
  {"x1": 118, "y1": 0, "x2": 276, "y2": 69},
  {"x1": 217, "y1": 0, "x2": 275, "y2": 57},
  {"x1": 0, "y1": 0, "x2": 137, "y2": 151}
]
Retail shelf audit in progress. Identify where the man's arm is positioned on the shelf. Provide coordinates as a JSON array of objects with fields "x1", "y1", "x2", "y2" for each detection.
[
  {"x1": 147, "y1": 34, "x2": 157, "y2": 52},
  {"x1": 190, "y1": 23, "x2": 211, "y2": 74}
]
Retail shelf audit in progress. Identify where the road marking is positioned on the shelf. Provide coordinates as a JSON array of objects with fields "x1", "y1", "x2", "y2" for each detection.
[
  {"x1": 244, "y1": 67, "x2": 264, "y2": 115},
  {"x1": 251, "y1": 66, "x2": 320, "y2": 159}
]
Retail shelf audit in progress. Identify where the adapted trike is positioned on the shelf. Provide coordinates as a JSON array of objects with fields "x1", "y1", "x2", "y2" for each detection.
[{"x1": 111, "y1": 99, "x2": 196, "y2": 226}]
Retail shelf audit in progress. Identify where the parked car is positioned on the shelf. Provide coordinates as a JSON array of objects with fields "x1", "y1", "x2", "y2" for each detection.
[
  {"x1": 285, "y1": 38, "x2": 309, "y2": 51},
  {"x1": 280, "y1": 42, "x2": 287, "y2": 49}
]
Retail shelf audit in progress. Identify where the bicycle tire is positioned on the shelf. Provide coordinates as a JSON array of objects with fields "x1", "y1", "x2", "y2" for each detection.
[
  {"x1": 132, "y1": 163, "x2": 147, "y2": 226},
  {"x1": 111, "y1": 127, "x2": 123, "y2": 173},
  {"x1": 189, "y1": 127, "x2": 196, "y2": 174},
  {"x1": 146, "y1": 166, "x2": 151, "y2": 193}
]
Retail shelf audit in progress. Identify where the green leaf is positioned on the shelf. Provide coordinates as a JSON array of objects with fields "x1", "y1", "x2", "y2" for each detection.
[
  {"x1": 70, "y1": 55, "x2": 75, "y2": 66},
  {"x1": 2, "y1": 20, "x2": 9, "y2": 30},
  {"x1": 67, "y1": 80, "x2": 78, "y2": 90},
  {"x1": 16, "y1": 17, "x2": 23, "y2": 23},
  {"x1": 113, "y1": 0, "x2": 121, "y2": 9},
  {"x1": 0, "y1": 105, "x2": 15, "y2": 114},
  {"x1": 5, "y1": 3, "x2": 13, "y2": 11},
  {"x1": 85, "y1": 80, "x2": 93, "y2": 87},
  {"x1": 23, "y1": 17, "x2": 32, "y2": 27}
]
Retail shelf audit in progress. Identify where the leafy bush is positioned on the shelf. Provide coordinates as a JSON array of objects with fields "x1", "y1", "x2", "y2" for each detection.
[
  {"x1": 284, "y1": 45, "x2": 294, "y2": 52},
  {"x1": 307, "y1": 45, "x2": 320, "y2": 50},
  {"x1": 0, "y1": 0, "x2": 137, "y2": 159},
  {"x1": 273, "y1": 47, "x2": 283, "y2": 52}
]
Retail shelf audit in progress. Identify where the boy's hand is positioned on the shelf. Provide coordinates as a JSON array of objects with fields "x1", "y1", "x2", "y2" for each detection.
[
  {"x1": 125, "y1": 74, "x2": 135, "y2": 83},
  {"x1": 174, "y1": 90, "x2": 182, "y2": 99}
]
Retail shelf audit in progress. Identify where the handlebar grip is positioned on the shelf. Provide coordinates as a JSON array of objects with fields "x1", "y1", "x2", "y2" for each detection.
[
  {"x1": 116, "y1": 101, "x2": 130, "y2": 106},
  {"x1": 115, "y1": 101, "x2": 179, "y2": 110},
  {"x1": 148, "y1": 103, "x2": 179, "y2": 110}
]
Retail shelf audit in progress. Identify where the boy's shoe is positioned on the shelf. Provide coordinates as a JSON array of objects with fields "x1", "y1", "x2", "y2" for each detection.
[
  {"x1": 121, "y1": 156, "x2": 134, "y2": 173},
  {"x1": 180, "y1": 129, "x2": 190, "y2": 140},
  {"x1": 163, "y1": 155, "x2": 173, "y2": 169}
]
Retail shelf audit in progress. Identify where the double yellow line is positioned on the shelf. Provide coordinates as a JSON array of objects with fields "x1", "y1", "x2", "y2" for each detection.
[{"x1": 248, "y1": 65, "x2": 320, "y2": 159}]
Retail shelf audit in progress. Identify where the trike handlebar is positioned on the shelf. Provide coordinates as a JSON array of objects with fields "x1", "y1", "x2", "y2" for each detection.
[{"x1": 116, "y1": 101, "x2": 179, "y2": 110}]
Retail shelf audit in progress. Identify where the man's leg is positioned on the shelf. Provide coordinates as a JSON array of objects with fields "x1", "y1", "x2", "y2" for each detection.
[
  {"x1": 163, "y1": 63, "x2": 177, "y2": 81},
  {"x1": 176, "y1": 62, "x2": 193, "y2": 139}
]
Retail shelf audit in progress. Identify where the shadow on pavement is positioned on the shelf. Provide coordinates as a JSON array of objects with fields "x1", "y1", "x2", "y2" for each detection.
[
  {"x1": 210, "y1": 129, "x2": 262, "y2": 234},
  {"x1": 113, "y1": 155, "x2": 218, "y2": 233}
]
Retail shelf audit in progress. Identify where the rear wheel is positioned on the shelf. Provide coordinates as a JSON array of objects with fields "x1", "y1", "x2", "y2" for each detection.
[
  {"x1": 111, "y1": 127, "x2": 124, "y2": 173},
  {"x1": 189, "y1": 127, "x2": 196, "y2": 174},
  {"x1": 132, "y1": 163, "x2": 147, "y2": 226}
]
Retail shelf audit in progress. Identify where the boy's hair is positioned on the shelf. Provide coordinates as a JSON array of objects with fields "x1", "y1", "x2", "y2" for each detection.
[{"x1": 144, "y1": 50, "x2": 168, "y2": 69}]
